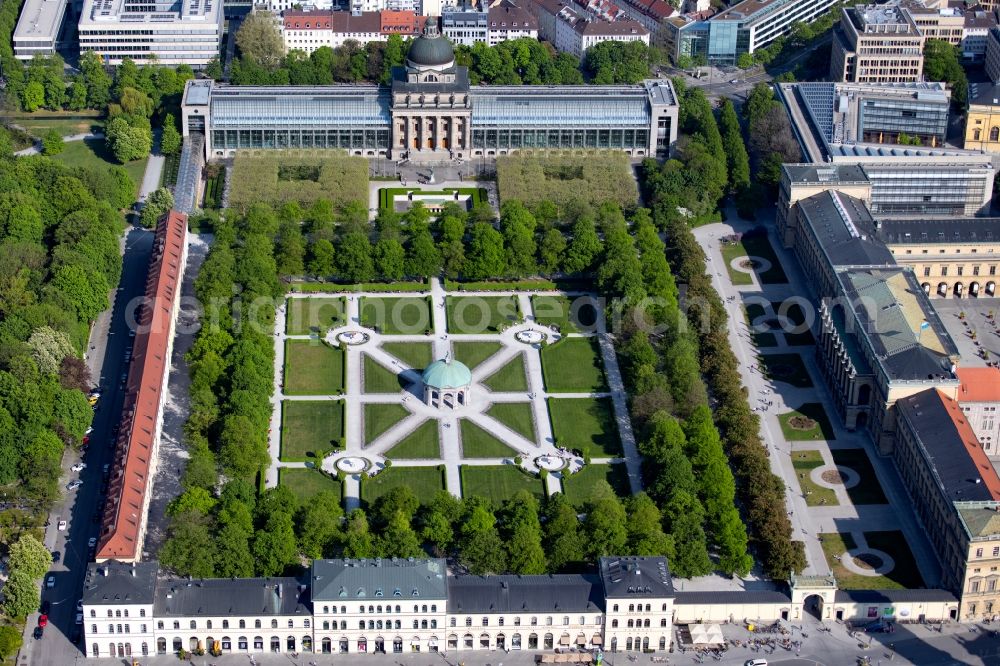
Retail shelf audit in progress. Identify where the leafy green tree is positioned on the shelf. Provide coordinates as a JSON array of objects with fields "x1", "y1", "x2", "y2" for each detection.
[
  {"x1": 308, "y1": 238, "x2": 336, "y2": 277},
  {"x1": 160, "y1": 113, "x2": 182, "y2": 155},
  {"x1": 167, "y1": 487, "x2": 217, "y2": 516},
  {"x1": 297, "y1": 490, "x2": 343, "y2": 559},
  {"x1": 236, "y1": 11, "x2": 285, "y2": 69},
  {"x1": 275, "y1": 219, "x2": 305, "y2": 276},
  {"x1": 140, "y1": 187, "x2": 174, "y2": 228},
  {"x1": 8, "y1": 534, "x2": 52, "y2": 579},
  {"x1": 106, "y1": 116, "x2": 152, "y2": 163},
  {"x1": 459, "y1": 503, "x2": 506, "y2": 574},
  {"x1": 373, "y1": 486, "x2": 419, "y2": 527},
  {"x1": 502, "y1": 213, "x2": 537, "y2": 278},
  {"x1": 537, "y1": 227, "x2": 566, "y2": 274},
  {"x1": 582, "y1": 482, "x2": 627, "y2": 559},
  {"x1": 2, "y1": 570, "x2": 39, "y2": 619},
  {"x1": 214, "y1": 521, "x2": 255, "y2": 578},
  {"x1": 464, "y1": 223, "x2": 507, "y2": 279},
  {"x1": 22, "y1": 81, "x2": 45, "y2": 111},
  {"x1": 252, "y1": 511, "x2": 298, "y2": 576},
  {"x1": 379, "y1": 510, "x2": 424, "y2": 559},
  {"x1": 405, "y1": 227, "x2": 441, "y2": 278},
  {"x1": 79, "y1": 51, "x2": 112, "y2": 108},
  {"x1": 0, "y1": 625, "x2": 23, "y2": 661},
  {"x1": 337, "y1": 231, "x2": 374, "y2": 283},
  {"x1": 501, "y1": 491, "x2": 546, "y2": 574},
  {"x1": 562, "y1": 215, "x2": 600, "y2": 274},
  {"x1": 343, "y1": 509, "x2": 375, "y2": 558},
  {"x1": 27, "y1": 326, "x2": 74, "y2": 376},
  {"x1": 543, "y1": 493, "x2": 583, "y2": 570},
  {"x1": 373, "y1": 237, "x2": 405, "y2": 281},
  {"x1": 160, "y1": 509, "x2": 217, "y2": 577},
  {"x1": 718, "y1": 99, "x2": 750, "y2": 192},
  {"x1": 662, "y1": 489, "x2": 713, "y2": 577},
  {"x1": 218, "y1": 414, "x2": 269, "y2": 480},
  {"x1": 625, "y1": 493, "x2": 674, "y2": 558},
  {"x1": 923, "y1": 39, "x2": 968, "y2": 110},
  {"x1": 206, "y1": 57, "x2": 223, "y2": 80},
  {"x1": 41, "y1": 129, "x2": 64, "y2": 155},
  {"x1": 420, "y1": 510, "x2": 454, "y2": 555}
]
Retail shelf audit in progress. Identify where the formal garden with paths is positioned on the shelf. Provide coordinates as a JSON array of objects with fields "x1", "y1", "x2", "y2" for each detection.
[{"x1": 268, "y1": 279, "x2": 640, "y2": 510}]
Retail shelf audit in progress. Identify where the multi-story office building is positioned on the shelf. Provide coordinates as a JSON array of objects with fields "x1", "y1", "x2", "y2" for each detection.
[
  {"x1": 964, "y1": 26, "x2": 1000, "y2": 152},
  {"x1": 894, "y1": 391, "x2": 1000, "y2": 620},
  {"x1": 442, "y1": 8, "x2": 488, "y2": 45},
  {"x1": 614, "y1": 0, "x2": 677, "y2": 46},
  {"x1": 487, "y1": 0, "x2": 537, "y2": 44},
  {"x1": 77, "y1": 0, "x2": 223, "y2": 67},
  {"x1": 531, "y1": 0, "x2": 649, "y2": 59},
  {"x1": 956, "y1": 367, "x2": 1000, "y2": 456},
  {"x1": 962, "y1": 8, "x2": 997, "y2": 61},
  {"x1": 12, "y1": 0, "x2": 67, "y2": 60},
  {"x1": 661, "y1": 0, "x2": 838, "y2": 65},
  {"x1": 182, "y1": 23, "x2": 678, "y2": 161},
  {"x1": 831, "y1": 4, "x2": 924, "y2": 83},
  {"x1": 83, "y1": 557, "x2": 676, "y2": 659}
]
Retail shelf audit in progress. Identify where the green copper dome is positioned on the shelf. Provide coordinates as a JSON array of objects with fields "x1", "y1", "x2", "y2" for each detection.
[
  {"x1": 407, "y1": 18, "x2": 455, "y2": 68},
  {"x1": 422, "y1": 359, "x2": 472, "y2": 389}
]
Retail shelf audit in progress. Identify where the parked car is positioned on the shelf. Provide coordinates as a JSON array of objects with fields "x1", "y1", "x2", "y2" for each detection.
[
  {"x1": 71, "y1": 628, "x2": 81, "y2": 644},
  {"x1": 37, "y1": 614, "x2": 47, "y2": 628},
  {"x1": 51, "y1": 551, "x2": 60, "y2": 563},
  {"x1": 32, "y1": 627, "x2": 43, "y2": 640},
  {"x1": 87, "y1": 393, "x2": 100, "y2": 407},
  {"x1": 45, "y1": 576, "x2": 54, "y2": 588},
  {"x1": 744, "y1": 660, "x2": 768, "y2": 666},
  {"x1": 40, "y1": 601, "x2": 50, "y2": 615},
  {"x1": 87, "y1": 537, "x2": 97, "y2": 548},
  {"x1": 74, "y1": 613, "x2": 83, "y2": 625},
  {"x1": 57, "y1": 520, "x2": 67, "y2": 531},
  {"x1": 84, "y1": 426, "x2": 93, "y2": 436},
  {"x1": 66, "y1": 480, "x2": 82, "y2": 491},
  {"x1": 71, "y1": 463, "x2": 86, "y2": 472}
]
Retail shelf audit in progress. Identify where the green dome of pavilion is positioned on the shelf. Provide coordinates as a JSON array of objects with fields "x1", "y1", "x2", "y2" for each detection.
[
  {"x1": 407, "y1": 18, "x2": 455, "y2": 69},
  {"x1": 422, "y1": 359, "x2": 472, "y2": 389}
]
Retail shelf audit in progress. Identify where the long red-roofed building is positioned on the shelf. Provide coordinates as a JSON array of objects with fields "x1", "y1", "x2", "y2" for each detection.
[{"x1": 96, "y1": 210, "x2": 188, "y2": 563}]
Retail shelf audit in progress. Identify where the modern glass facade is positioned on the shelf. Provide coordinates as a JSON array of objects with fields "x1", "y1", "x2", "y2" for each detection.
[
  {"x1": 210, "y1": 128, "x2": 391, "y2": 151},
  {"x1": 469, "y1": 128, "x2": 649, "y2": 150},
  {"x1": 866, "y1": 165, "x2": 993, "y2": 216},
  {"x1": 859, "y1": 98, "x2": 949, "y2": 143}
]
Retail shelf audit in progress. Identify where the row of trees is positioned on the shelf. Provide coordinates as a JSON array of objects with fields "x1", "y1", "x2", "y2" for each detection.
[
  {"x1": 923, "y1": 39, "x2": 968, "y2": 112},
  {"x1": 232, "y1": 13, "x2": 649, "y2": 87}
]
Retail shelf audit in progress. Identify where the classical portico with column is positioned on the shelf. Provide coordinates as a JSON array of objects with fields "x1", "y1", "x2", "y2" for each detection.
[{"x1": 390, "y1": 18, "x2": 471, "y2": 161}]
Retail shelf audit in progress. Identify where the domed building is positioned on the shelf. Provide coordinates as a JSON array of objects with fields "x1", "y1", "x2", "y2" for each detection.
[{"x1": 422, "y1": 358, "x2": 472, "y2": 409}]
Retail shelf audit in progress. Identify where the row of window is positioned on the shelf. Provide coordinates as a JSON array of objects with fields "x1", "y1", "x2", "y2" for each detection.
[
  {"x1": 148, "y1": 618, "x2": 309, "y2": 631},
  {"x1": 97, "y1": 609, "x2": 145, "y2": 618},
  {"x1": 922, "y1": 265, "x2": 998, "y2": 277},
  {"x1": 98, "y1": 624, "x2": 147, "y2": 634},
  {"x1": 974, "y1": 546, "x2": 1000, "y2": 559},
  {"x1": 319, "y1": 604, "x2": 438, "y2": 614},
  {"x1": 469, "y1": 128, "x2": 649, "y2": 150}
]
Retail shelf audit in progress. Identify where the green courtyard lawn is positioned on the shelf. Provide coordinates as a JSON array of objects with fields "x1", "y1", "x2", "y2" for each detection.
[
  {"x1": 279, "y1": 468, "x2": 342, "y2": 505},
  {"x1": 460, "y1": 465, "x2": 545, "y2": 503},
  {"x1": 446, "y1": 296, "x2": 520, "y2": 334},
  {"x1": 720, "y1": 233, "x2": 788, "y2": 285},
  {"x1": 759, "y1": 353, "x2": 814, "y2": 388},
  {"x1": 51, "y1": 138, "x2": 147, "y2": 197},
  {"x1": 819, "y1": 530, "x2": 924, "y2": 589},
  {"x1": 381, "y1": 341, "x2": 433, "y2": 369},
  {"x1": 831, "y1": 448, "x2": 889, "y2": 505},
  {"x1": 779, "y1": 403, "x2": 836, "y2": 441},
  {"x1": 744, "y1": 302, "x2": 778, "y2": 348},
  {"x1": 540, "y1": 337, "x2": 606, "y2": 393},
  {"x1": 460, "y1": 420, "x2": 518, "y2": 458},
  {"x1": 286, "y1": 297, "x2": 346, "y2": 335},
  {"x1": 791, "y1": 450, "x2": 838, "y2": 507},
  {"x1": 561, "y1": 463, "x2": 630, "y2": 508},
  {"x1": 548, "y1": 397, "x2": 621, "y2": 457},
  {"x1": 283, "y1": 340, "x2": 344, "y2": 395},
  {"x1": 485, "y1": 402, "x2": 536, "y2": 442},
  {"x1": 363, "y1": 355, "x2": 403, "y2": 394},
  {"x1": 384, "y1": 420, "x2": 440, "y2": 459},
  {"x1": 361, "y1": 297, "x2": 432, "y2": 335},
  {"x1": 363, "y1": 403, "x2": 410, "y2": 445},
  {"x1": 772, "y1": 301, "x2": 815, "y2": 346},
  {"x1": 531, "y1": 295, "x2": 600, "y2": 333},
  {"x1": 8, "y1": 110, "x2": 104, "y2": 138},
  {"x1": 482, "y1": 353, "x2": 528, "y2": 392},
  {"x1": 280, "y1": 400, "x2": 344, "y2": 462},
  {"x1": 362, "y1": 466, "x2": 445, "y2": 505},
  {"x1": 451, "y1": 341, "x2": 503, "y2": 370},
  {"x1": 377, "y1": 186, "x2": 488, "y2": 211}
]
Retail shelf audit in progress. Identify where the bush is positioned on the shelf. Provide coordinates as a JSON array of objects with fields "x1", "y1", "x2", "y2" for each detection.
[
  {"x1": 41, "y1": 129, "x2": 64, "y2": 155},
  {"x1": 229, "y1": 151, "x2": 368, "y2": 212}
]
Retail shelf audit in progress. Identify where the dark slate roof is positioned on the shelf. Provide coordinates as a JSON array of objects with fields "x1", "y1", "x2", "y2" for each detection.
[
  {"x1": 311, "y1": 558, "x2": 448, "y2": 602},
  {"x1": 896, "y1": 389, "x2": 1000, "y2": 503},
  {"x1": 798, "y1": 190, "x2": 894, "y2": 268},
  {"x1": 599, "y1": 557, "x2": 673, "y2": 599},
  {"x1": 674, "y1": 590, "x2": 790, "y2": 605},
  {"x1": 875, "y1": 217, "x2": 1000, "y2": 245},
  {"x1": 782, "y1": 163, "x2": 869, "y2": 185},
  {"x1": 447, "y1": 574, "x2": 604, "y2": 613},
  {"x1": 968, "y1": 81, "x2": 1000, "y2": 107},
  {"x1": 153, "y1": 576, "x2": 309, "y2": 617},
  {"x1": 390, "y1": 65, "x2": 470, "y2": 94},
  {"x1": 82, "y1": 560, "x2": 158, "y2": 606},
  {"x1": 834, "y1": 589, "x2": 957, "y2": 603}
]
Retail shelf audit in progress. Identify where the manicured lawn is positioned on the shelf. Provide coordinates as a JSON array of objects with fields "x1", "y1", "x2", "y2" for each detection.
[
  {"x1": 280, "y1": 400, "x2": 344, "y2": 462},
  {"x1": 772, "y1": 301, "x2": 815, "y2": 346},
  {"x1": 451, "y1": 341, "x2": 503, "y2": 370},
  {"x1": 759, "y1": 353, "x2": 813, "y2": 388},
  {"x1": 8, "y1": 111, "x2": 103, "y2": 138},
  {"x1": 561, "y1": 463, "x2": 630, "y2": 507},
  {"x1": 548, "y1": 398, "x2": 621, "y2": 456},
  {"x1": 279, "y1": 468, "x2": 341, "y2": 505},
  {"x1": 819, "y1": 531, "x2": 924, "y2": 589},
  {"x1": 286, "y1": 297, "x2": 346, "y2": 335},
  {"x1": 363, "y1": 355, "x2": 403, "y2": 393},
  {"x1": 362, "y1": 466, "x2": 445, "y2": 505},
  {"x1": 831, "y1": 449, "x2": 889, "y2": 505},
  {"x1": 791, "y1": 450, "x2": 838, "y2": 507},
  {"x1": 531, "y1": 295, "x2": 600, "y2": 333},
  {"x1": 720, "y1": 240, "x2": 754, "y2": 286},
  {"x1": 447, "y1": 296, "x2": 520, "y2": 333},
  {"x1": 482, "y1": 353, "x2": 528, "y2": 392},
  {"x1": 485, "y1": 402, "x2": 536, "y2": 442},
  {"x1": 460, "y1": 465, "x2": 545, "y2": 502},
  {"x1": 460, "y1": 420, "x2": 518, "y2": 458},
  {"x1": 779, "y1": 403, "x2": 836, "y2": 441},
  {"x1": 720, "y1": 233, "x2": 788, "y2": 285},
  {"x1": 283, "y1": 340, "x2": 344, "y2": 395},
  {"x1": 745, "y1": 302, "x2": 778, "y2": 348},
  {"x1": 50, "y1": 138, "x2": 147, "y2": 197},
  {"x1": 541, "y1": 337, "x2": 606, "y2": 392},
  {"x1": 384, "y1": 420, "x2": 439, "y2": 459},
  {"x1": 361, "y1": 297, "x2": 432, "y2": 335},
  {"x1": 364, "y1": 403, "x2": 410, "y2": 445},
  {"x1": 381, "y1": 341, "x2": 433, "y2": 369}
]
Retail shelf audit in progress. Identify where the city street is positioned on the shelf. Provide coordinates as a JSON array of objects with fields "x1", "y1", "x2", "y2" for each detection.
[{"x1": 20, "y1": 226, "x2": 154, "y2": 666}]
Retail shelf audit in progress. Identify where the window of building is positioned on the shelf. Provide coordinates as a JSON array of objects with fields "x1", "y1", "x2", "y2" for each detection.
[
  {"x1": 206, "y1": 621, "x2": 212, "y2": 630},
  {"x1": 978, "y1": 548, "x2": 985, "y2": 558},
  {"x1": 222, "y1": 620, "x2": 228, "y2": 629}
]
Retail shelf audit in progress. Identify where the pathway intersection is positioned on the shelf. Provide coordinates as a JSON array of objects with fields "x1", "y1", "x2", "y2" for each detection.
[{"x1": 267, "y1": 278, "x2": 640, "y2": 511}]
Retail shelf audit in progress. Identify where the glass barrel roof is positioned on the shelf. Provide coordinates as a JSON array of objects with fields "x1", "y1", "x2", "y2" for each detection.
[
  {"x1": 210, "y1": 87, "x2": 392, "y2": 127},
  {"x1": 470, "y1": 87, "x2": 650, "y2": 127}
]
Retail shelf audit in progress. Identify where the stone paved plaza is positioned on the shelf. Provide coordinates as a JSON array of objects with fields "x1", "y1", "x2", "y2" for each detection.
[{"x1": 266, "y1": 278, "x2": 640, "y2": 510}]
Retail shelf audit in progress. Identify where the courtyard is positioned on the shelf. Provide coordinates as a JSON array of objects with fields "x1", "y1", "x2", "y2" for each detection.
[{"x1": 267, "y1": 278, "x2": 640, "y2": 510}]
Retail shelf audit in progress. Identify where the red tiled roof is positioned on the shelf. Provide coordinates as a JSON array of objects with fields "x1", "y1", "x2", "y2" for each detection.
[
  {"x1": 957, "y1": 367, "x2": 1000, "y2": 404},
  {"x1": 96, "y1": 210, "x2": 187, "y2": 563},
  {"x1": 380, "y1": 10, "x2": 421, "y2": 35},
  {"x1": 939, "y1": 390, "x2": 1000, "y2": 501}
]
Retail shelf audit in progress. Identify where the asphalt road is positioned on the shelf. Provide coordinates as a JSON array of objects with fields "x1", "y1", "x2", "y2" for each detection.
[{"x1": 21, "y1": 226, "x2": 154, "y2": 665}]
